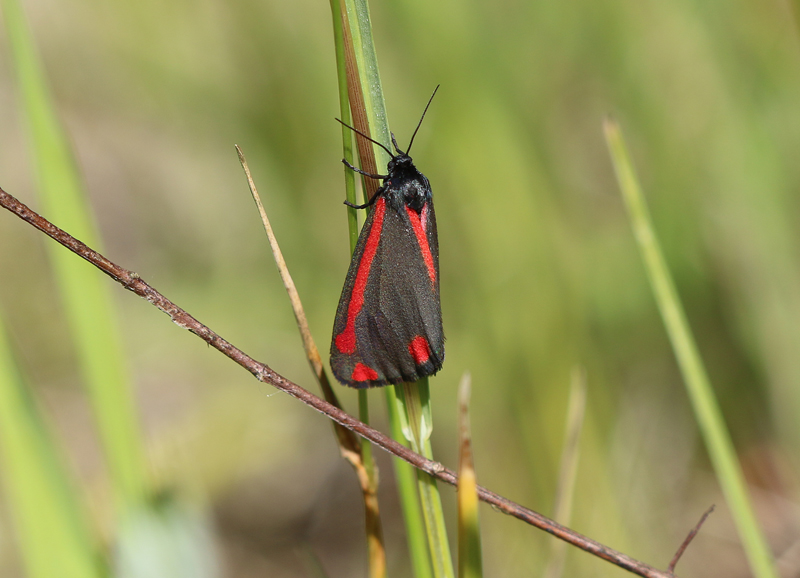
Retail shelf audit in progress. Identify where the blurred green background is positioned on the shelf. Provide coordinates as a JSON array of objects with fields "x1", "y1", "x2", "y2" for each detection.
[{"x1": 2, "y1": 0, "x2": 800, "y2": 576}]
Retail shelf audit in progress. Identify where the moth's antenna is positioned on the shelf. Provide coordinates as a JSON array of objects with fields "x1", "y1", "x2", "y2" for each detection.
[
  {"x1": 406, "y1": 85, "x2": 439, "y2": 155},
  {"x1": 335, "y1": 118, "x2": 395, "y2": 158}
]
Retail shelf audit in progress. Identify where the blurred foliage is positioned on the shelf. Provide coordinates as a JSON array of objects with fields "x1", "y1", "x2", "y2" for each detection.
[{"x1": 2, "y1": 0, "x2": 800, "y2": 576}]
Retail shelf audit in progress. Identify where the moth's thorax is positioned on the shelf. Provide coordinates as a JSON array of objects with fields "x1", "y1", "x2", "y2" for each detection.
[{"x1": 384, "y1": 154, "x2": 431, "y2": 213}]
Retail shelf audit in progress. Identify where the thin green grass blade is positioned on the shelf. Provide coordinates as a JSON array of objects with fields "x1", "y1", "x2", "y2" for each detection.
[
  {"x1": 343, "y1": 0, "x2": 391, "y2": 165},
  {"x1": 330, "y1": 0, "x2": 359, "y2": 249},
  {"x1": 2, "y1": 0, "x2": 147, "y2": 509},
  {"x1": 604, "y1": 119, "x2": 778, "y2": 578},
  {"x1": 0, "y1": 313, "x2": 105, "y2": 578}
]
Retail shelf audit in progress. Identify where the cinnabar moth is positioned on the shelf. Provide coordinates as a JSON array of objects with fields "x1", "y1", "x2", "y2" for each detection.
[{"x1": 330, "y1": 87, "x2": 444, "y2": 388}]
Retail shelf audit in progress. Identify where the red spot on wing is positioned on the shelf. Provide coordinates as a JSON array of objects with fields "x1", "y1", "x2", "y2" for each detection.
[
  {"x1": 335, "y1": 198, "x2": 387, "y2": 354},
  {"x1": 408, "y1": 336, "x2": 431, "y2": 365},
  {"x1": 352, "y1": 363, "x2": 379, "y2": 382},
  {"x1": 405, "y1": 204, "x2": 436, "y2": 286}
]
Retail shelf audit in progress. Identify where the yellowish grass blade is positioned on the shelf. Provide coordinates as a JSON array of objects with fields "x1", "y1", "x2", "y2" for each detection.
[{"x1": 457, "y1": 372, "x2": 483, "y2": 578}]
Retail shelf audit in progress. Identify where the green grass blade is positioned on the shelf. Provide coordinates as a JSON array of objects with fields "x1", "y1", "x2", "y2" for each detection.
[
  {"x1": 604, "y1": 119, "x2": 777, "y2": 578},
  {"x1": 385, "y1": 386, "x2": 433, "y2": 578},
  {"x1": 342, "y1": 0, "x2": 391, "y2": 161},
  {"x1": 0, "y1": 313, "x2": 105, "y2": 578},
  {"x1": 396, "y1": 381, "x2": 455, "y2": 578},
  {"x1": 416, "y1": 456, "x2": 453, "y2": 578},
  {"x1": 2, "y1": 0, "x2": 147, "y2": 509},
  {"x1": 329, "y1": 0, "x2": 359, "y2": 249}
]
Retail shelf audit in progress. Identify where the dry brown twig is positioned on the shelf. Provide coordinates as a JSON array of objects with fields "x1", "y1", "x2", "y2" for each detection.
[
  {"x1": 668, "y1": 505, "x2": 715, "y2": 574},
  {"x1": 1, "y1": 185, "x2": 685, "y2": 578}
]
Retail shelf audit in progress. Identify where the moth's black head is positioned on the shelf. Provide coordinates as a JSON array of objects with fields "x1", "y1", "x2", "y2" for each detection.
[
  {"x1": 384, "y1": 152, "x2": 430, "y2": 212},
  {"x1": 386, "y1": 153, "x2": 425, "y2": 185},
  {"x1": 387, "y1": 152, "x2": 414, "y2": 174},
  {"x1": 335, "y1": 86, "x2": 439, "y2": 214}
]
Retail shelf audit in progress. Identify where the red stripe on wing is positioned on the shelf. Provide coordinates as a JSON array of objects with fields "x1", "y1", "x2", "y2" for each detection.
[
  {"x1": 334, "y1": 197, "x2": 387, "y2": 354},
  {"x1": 405, "y1": 204, "x2": 436, "y2": 286}
]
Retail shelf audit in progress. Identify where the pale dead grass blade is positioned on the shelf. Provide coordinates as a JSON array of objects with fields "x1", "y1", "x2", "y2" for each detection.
[{"x1": 236, "y1": 145, "x2": 385, "y2": 578}]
